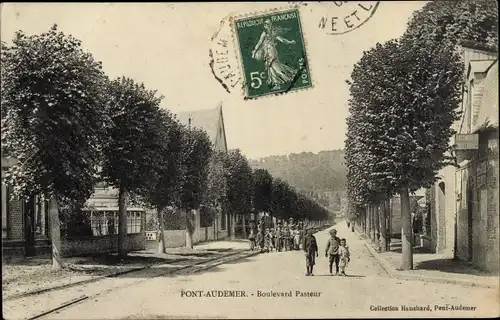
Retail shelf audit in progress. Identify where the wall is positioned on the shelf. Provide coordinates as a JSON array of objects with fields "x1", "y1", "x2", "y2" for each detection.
[
  {"x1": 455, "y1": 131, "x2": 499, "y2": 273},
  {"x1": 162, "y1": 230, "x2": 186, "y2": 248},
  {"x1": 61, "y1": 233, "x2": 145, "y2": 257}
]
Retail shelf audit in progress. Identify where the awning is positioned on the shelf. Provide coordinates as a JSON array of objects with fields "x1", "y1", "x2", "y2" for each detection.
[{"x1": 473, "y1": 60, "x2": 498, "y2": 133}]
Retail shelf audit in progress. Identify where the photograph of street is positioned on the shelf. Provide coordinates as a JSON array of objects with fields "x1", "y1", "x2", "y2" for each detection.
[{"x1": 1, "y1": 1, "x2": 499, "y2": 319}]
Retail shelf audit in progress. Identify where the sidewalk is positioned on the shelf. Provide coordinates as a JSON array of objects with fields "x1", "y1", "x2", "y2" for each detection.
[
  {"x1": 2, "y1": 240, "x2": 253, "y2": 301},
  {"x1": 353, "y1": 228, "x2": 499, "y2": 288}
]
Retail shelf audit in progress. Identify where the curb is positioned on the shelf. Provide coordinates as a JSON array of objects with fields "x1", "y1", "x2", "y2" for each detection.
[{"x1": 357, "y1": 230, "x2": 496, "y2": 289}]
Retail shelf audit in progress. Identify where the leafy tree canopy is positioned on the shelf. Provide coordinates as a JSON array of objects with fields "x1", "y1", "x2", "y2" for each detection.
[{"x1": 1, "y1": 25, "x2": 105, "y2": 205}]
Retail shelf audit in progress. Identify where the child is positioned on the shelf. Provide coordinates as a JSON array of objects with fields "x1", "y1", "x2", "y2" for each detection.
[
  {"x1": 325, "y1": 229, "x2": 341, "y2": 276},
  {"x1": 282, "y1": 225, "x2": 290, "y2": 251},
  {"x1": 256, "y1": 229, "x2": 265, "y2": 252},
  {"x1": 264, "y1": 228, "x2": 272, "y2": 253},
  {"x1": 248, "y1": 228, "x2": 256, "y2": 251},
  {"x1": 275, "y1": 227, "x2": 282, "y2": 252},
  {"x1": 338, "y1": 238, "x2": 350, "y2": 276},
  {"x1": 294, "y1": 228, "x2": 300, "y2": 250},
  {"x1": 302, "y1": 229, "x2": 318, "y2": 276},
  {"x1": 269, "y1": 228, "x2": 275, "y2": 252}
]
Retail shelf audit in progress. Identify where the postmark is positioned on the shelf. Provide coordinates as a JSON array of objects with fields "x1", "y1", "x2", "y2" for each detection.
[
  {"x1": 209, "y1": 15, "x2": 242, "y2": 94},
  {"x1": 318, "y1": 1, "x2": 380, "y2": 35},
  {"x1": 232, "y1": 8, "x2": 312, "y2": 99}
]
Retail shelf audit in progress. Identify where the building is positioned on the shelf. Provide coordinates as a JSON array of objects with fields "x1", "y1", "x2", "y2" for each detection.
[
  {"x1": 1, "y1": 156, "x2": 147, "y2": 257},
  {"x1": 145, "y1": 102, "x2": 230, "y2": 248},
  {"x1": 1, "y1": 157, "x2": 51, "y2": 256},
  {"x1": 428, "y1": 41, "x2": 498, "y2": 273},
  {"x1": 453, "y1": 55, "x2": 498, "y2": 273}
]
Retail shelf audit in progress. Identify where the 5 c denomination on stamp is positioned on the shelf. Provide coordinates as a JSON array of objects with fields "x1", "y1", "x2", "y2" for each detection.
[
  {"x1": 232, "y1": 8, "x2": 312, "y2": 99},
  {"x1": 318, "y1": 1, "x2": 380, "y2": 35}
]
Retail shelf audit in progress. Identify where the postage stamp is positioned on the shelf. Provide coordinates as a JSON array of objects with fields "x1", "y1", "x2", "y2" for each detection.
[{"x1": 232, "y1": 8, "x2": 312, "y2": 99}]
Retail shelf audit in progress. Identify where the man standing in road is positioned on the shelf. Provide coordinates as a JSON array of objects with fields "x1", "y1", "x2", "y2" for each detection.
[
  {"x1": 303, "y1": 229, "x2": 319, "y2": 276},
  {"x1": 325, "y1": 229, "x2": 341, "y2": 276}
]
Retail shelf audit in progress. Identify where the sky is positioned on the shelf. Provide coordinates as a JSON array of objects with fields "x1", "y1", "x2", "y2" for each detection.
[{"x1": 1, "y1": 1, "x2": 427, "y2": 159}]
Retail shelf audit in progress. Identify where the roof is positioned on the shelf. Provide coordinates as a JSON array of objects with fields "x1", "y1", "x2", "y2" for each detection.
[
  {"x1": 468, "y1": 60, "x2": 496, "y2": 78},
  {"x1": 458, "y1": 40, "x2": 497, "y2": 54},
  {"x1": 473, "y1": 59, "x2": 498, "y2": 132},
  {"x1": 176, "y1": 103, "x2": 222, "y2": 143}
]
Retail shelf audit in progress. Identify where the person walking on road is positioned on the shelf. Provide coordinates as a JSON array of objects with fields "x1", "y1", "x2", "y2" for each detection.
[
  {"x1": 338, "y1": 238, "x2": 350, "y2": 276},
  {"x1": 303, "y1": 229, "x2": 319, "y2": 276},
  {"x1": 325, "y1": 229, "x2": 341, "y2": 276}
]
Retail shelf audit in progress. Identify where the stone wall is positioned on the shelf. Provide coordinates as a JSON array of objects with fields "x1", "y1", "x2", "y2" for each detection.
[{"x1": 61, "y1": 233, "x2": 145, "y2": 257}]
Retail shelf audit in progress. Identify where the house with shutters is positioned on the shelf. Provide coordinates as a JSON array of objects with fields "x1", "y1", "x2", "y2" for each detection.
[{"x1": 145, "y1": 102, "x2": 230, "y2": 248}]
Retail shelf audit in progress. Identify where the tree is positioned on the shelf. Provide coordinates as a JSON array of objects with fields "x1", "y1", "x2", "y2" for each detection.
[
  {"x1": 226, "y1": 149, "x2": 253, "y2": 239},
  {"x1": 1, "y1": 25, "x2": 105, "y2": 268},
  {"x1": 100, "y1": 76, "x2": 165, "y2": 257},
  {"x1": 270, "y1": 178, "x2": 289, "y2": 221},
  {"x1": 203, "y1": 150, "x2": 231, "y2": 239},
  {"x1": 252, "y1": 169, "x2": 273, "y2": 214},
  {"x1": 403, "y1": 0, "x2": 498, "y2": 50},
  {"x1": 137, "y1": 110, "x2": 183, "y2": 253},
  {"x1": 346, "y1": 36, "x2": 463, "y2": 269},
  {"x1": 178, "y1": 127, "x2": 213, "y2": 248}
]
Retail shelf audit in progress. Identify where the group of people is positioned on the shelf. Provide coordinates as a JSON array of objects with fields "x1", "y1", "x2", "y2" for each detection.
[
  {"x1": 248, "y1": 222, "x2": 306, "y2": 253},
  {"x1": 302, "y1": 228, "x2": 350, "y2": 277}
]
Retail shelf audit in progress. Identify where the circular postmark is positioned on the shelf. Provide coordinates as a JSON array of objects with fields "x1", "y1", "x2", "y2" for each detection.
[{"x1": 318, "y1": 1, "x2": 380, "y2": 35}]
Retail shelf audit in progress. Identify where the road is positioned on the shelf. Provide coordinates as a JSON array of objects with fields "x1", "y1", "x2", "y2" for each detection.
[{"x1": 21, "y1": 222, "x2": 500, "y2": 319}]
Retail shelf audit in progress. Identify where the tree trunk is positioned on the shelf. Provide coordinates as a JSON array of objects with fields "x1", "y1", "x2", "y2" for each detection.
[
  {"x1": 374, "y1": 204, "x2": 380, "y2": 250},
  {"x1": 385, "y1": 197, "x2": 391, "y2": 251},
  {"x1": 400, "y1": 187, "x2": 413, "y2": 270},
  {"x1": 157, "y1": 206, "x2": 166, "y2": 254},
  {"x1": 118, "y1": 184, "x2": 129, "y2": 258},
  {"x1": 379, "y1": 200, "x2": 387, "y2": 253},
  {"x1": 230, "y1": 213, "x2": 236, "y2": 240},
  {"x1": 186, "y1": 209, "x2": 194, "y2": 249},
  {"x1": 49, "y1": 196, "x2": 63, "y2": 269},
  {"x1": 242, "y1": 214, "x2": 247, "y2": 239},
  {"x1": 367, "y1": 205, "x2": 372, "y2": 240}
]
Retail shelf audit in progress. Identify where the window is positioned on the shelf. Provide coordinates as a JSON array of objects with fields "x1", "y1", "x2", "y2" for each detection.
[{"x1": 127, "y1": 211, "x2": 142, "y2": 234}]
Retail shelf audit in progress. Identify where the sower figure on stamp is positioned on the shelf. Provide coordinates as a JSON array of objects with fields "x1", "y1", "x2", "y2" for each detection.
[
  {"x1": 325, "y1": 229, "x2": 341, "y2": 276},
  {"x1": 303, "y1": 229, "x2": 318, "y2": 276},
  {"x1": 251, "y1": 19, "x2": 297, "y2": 91}
]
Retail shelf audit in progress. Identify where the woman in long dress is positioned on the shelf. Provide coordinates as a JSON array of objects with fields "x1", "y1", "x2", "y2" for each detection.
[{"x1": 251, "y1": 19, "x2": 298, "y2": 90}]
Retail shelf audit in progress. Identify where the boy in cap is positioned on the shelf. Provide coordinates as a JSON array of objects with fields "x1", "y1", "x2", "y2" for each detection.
[
  {"x1": 302, "y1": 229, "x2": 319, "y2": 276},
  {"x1": 325, "y1": 229, "x2": 341, "y2": 275}
]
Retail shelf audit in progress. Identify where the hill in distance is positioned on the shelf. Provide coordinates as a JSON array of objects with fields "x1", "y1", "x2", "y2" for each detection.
[{"x1": 249, "y1": 149, "x2": 347, "y2": 211}]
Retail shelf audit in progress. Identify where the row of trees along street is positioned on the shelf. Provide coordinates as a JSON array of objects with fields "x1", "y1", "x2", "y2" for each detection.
[
  {"x1": 345, "y1": 0, "x2": 498, "y2": 270},
  {"x1": 1, "y1": 25, "x2": 330, "y2": 269}
]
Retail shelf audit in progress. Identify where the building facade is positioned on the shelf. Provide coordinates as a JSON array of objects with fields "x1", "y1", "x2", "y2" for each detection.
[
  {"x1": 428, "y1": 41, "x2": 498, "y2": 272},
  {"x1": 454, "y1": 56, "x2": 498, "y2": 273}
]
